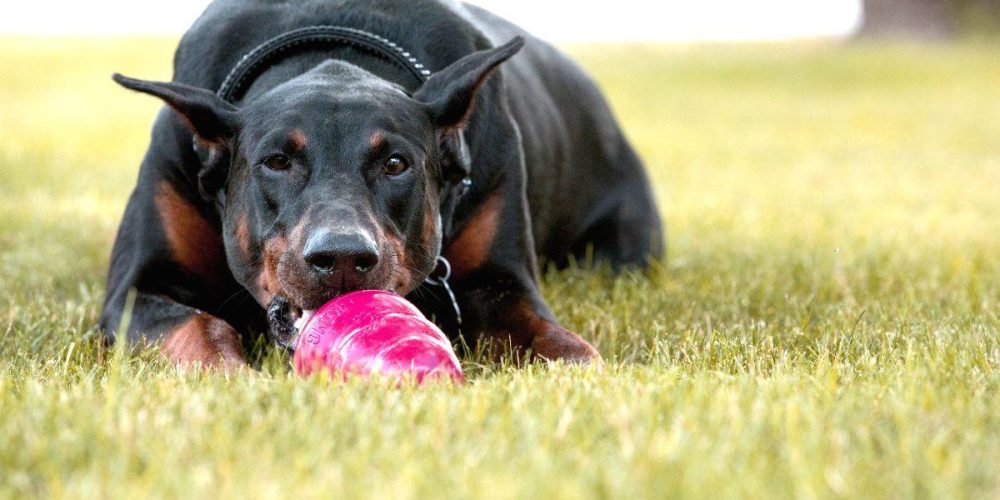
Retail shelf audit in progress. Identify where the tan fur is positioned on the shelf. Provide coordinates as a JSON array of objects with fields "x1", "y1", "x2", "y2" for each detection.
[
  {"x1": 485, "y1": 301, "x2": 601, "y2": 364},
  {"x1": 444, "y1": 189, "x2": 504, "y2": 280},
  {"x1": 288, "y1": 128, "x2": 308, "y2": 152},
  {"x1": 235, "y1": 212, "x2": 250, "y2": 257},
  {"x1": 385, "y1": 233, "x2": 415, "y2": 293},
  {"x1": 160, "y1": 314, "x2": 246, "y2": 369},
  {"x1": 154, "y1": 181, "x2": 226, "y2": 290},
  {"x1": 257, "y1": 235, "x2": 288, "y2": 305}
]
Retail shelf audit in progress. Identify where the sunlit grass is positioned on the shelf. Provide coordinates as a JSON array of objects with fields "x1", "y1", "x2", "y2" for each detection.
[{"x1": 2, "y1": 38, "x2": 1000, "y2": 498}]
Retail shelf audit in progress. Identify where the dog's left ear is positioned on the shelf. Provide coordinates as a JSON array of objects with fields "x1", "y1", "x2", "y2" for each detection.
[
  {"x1": 414, "y1": 37, "x2": 524, "y2": 183},
  {"x1": 415, "y1": 36, "x2": 524, "y2": 130}
]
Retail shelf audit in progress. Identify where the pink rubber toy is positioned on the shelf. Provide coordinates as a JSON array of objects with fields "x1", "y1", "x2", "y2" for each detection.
[{"x1": 293, "y1": 290, "x2": 463, "y2": 384}]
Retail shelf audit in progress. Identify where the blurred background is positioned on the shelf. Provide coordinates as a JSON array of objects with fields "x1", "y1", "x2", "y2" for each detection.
[
  {"x1": 2, "y1": 0, "x2": 862, "y2": 40},
  {"x1": 3, "y1": 0, "x2": 1000, "y2": 40}
]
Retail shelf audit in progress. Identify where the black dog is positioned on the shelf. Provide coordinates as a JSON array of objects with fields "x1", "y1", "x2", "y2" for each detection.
[{"x1": 99, "y1": 0, "x2": 663, "y2": 368}]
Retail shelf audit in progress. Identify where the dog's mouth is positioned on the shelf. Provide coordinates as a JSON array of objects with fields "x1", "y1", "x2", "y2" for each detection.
[
  {"x1": 264, "y1": 254, "x2": 428, "y2": 350},
  {"x1": 266, "y1": 296, "x2": 316, "y2": 350}
]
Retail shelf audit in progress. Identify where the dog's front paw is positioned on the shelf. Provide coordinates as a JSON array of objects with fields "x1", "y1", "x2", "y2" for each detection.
[
  {"x1": 161, "y1": 313, "x2": 247, "y2": 370},
  {"x1": 530, "y1": 326, "x2": 601, "y2": 364}
]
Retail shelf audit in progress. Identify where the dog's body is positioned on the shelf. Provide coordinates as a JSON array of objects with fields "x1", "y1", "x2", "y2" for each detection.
[{"x1": 100, "y1": 0, "x2": 662, "y2": 367}]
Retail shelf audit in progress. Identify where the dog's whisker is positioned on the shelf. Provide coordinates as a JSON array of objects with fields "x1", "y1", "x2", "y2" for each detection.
[{"x1": 217, "y1": 287, "x2": 254, "y2": 311}]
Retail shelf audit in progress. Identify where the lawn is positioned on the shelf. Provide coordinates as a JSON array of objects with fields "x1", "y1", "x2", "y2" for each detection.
[{"x1": 2, "y1": 37, "x2": 1000, "y2": 499}]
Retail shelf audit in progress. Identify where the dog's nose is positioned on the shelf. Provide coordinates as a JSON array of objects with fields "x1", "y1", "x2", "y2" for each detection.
[{"x1": 303, "y1": 229, "x2": 380, "y2": 276}]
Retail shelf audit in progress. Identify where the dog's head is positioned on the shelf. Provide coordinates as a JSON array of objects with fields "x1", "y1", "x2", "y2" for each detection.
[{"x1": 116, "y1": 37, "x2": 524, "y2": 344}]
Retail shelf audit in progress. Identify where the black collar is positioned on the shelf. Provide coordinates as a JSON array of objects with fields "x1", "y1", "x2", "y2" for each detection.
[{"x1": 216, "y1": 25, "x2": 433, "y2": 103}]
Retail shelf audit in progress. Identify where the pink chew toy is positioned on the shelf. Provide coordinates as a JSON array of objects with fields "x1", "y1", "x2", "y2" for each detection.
[{"x1": 293, "y1": 290, "x2": 464, "y2": 384}]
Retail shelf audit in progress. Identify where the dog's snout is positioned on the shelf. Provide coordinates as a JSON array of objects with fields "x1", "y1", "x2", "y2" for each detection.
[{"x1": 303, "y1": 229, "x2": 380, "y2": 277}]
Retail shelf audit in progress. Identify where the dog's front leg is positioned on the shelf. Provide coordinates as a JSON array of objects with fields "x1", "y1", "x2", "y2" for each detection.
[
  {"x1": 102, "y1": 293, "x2": 247, "y2": 370},
  {"x1": 440, "y1": 183, "x2": 601, "y2": 364},
  {"x1": 459, "y1": 286, "x2": 601, "y2": 363},
  {"x1": 455, "y1": 277, "x2": 601, "y2": 363}
]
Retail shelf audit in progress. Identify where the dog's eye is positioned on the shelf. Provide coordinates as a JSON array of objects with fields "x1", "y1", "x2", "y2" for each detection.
[
  {"x1": 263, "y1": 155, "x2": 291, "y2": 172},
  {"x1": 383, "y1": 155, "x2": 410, "y2": 176}
]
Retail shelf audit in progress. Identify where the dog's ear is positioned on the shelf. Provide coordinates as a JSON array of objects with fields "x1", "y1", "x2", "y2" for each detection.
[
  {"x1": 113, "y1": 74, "x2": 239, "y2": 199},
  {"x1": 113, "y1": 74, "x2": 239, "y2": 146},
  {"x1": 414, "y1": 37, "x2": 524, "y2": 184},
  {"x1": 414, "y1": 36, "x2": 524, "y2": 131}
]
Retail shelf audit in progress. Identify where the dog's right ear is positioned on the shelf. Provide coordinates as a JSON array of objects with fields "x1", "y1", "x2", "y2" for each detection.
[
  {"x1": 114, "y1": 74, "x2": 239, "y2": 199},
  {"x1": 113, "y1": 74, "x2": 239, "y2": 146}
]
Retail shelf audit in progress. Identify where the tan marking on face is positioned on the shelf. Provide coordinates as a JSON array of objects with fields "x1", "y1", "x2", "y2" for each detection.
[
  {"x1": 421, "y1": 204, "x2": 441, "y2": 260},
  {"x1": 288, "y1": 218, "x2": 309, "y2": 249},
  {"x1": 267, "y1": 219, "x2": 320, "y2": 307},
  {"x1": 256, "y1": 235, "x2": 288, "y2": 305},
  {"x1": 154, "y1": 181, "x2": 226, "y2": 289},
  {"x1": 160, "y1": 314, "x2": 246, "y2": 369},
  {"x1": 235, "y1": 212, "x2": 250, "y2": 257},
  {"x1": 288, "y1": 129, "x2": 308, "y2": 152},
  {"x1": 384, "y1": 233, "x2": 415, "y2": 293},
  {"x1": 369, "y1": 130, "x2": 385, "y2": 149},
  {"x1": 444, "y1": 188, "x2": 504, "y2": 280},
  {"x1": 363, "y1": 211, "x2": 408, "y2": 294}
]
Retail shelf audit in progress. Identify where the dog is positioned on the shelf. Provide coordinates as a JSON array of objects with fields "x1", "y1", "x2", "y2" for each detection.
[{"x1": 99, "y1": 0, "x2": 663, "y2": 369}]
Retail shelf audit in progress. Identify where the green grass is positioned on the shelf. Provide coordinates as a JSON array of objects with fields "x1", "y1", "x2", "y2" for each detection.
[{"x1": 2, "y1": 37, "x2": 1000, "y2": 498}]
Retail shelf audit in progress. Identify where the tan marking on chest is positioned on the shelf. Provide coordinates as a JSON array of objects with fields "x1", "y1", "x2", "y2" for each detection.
[
  {"x1": 444, "y1": 189, "x2": 504, "y2": 280},
  {"x1": 154, "y1": 181, "x2": 226, "y2": 288}
]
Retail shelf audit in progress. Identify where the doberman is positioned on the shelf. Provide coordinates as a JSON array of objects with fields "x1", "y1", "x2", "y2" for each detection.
[{"x1": 99, "y1": 0, "x2": 663, "y2": 369}]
